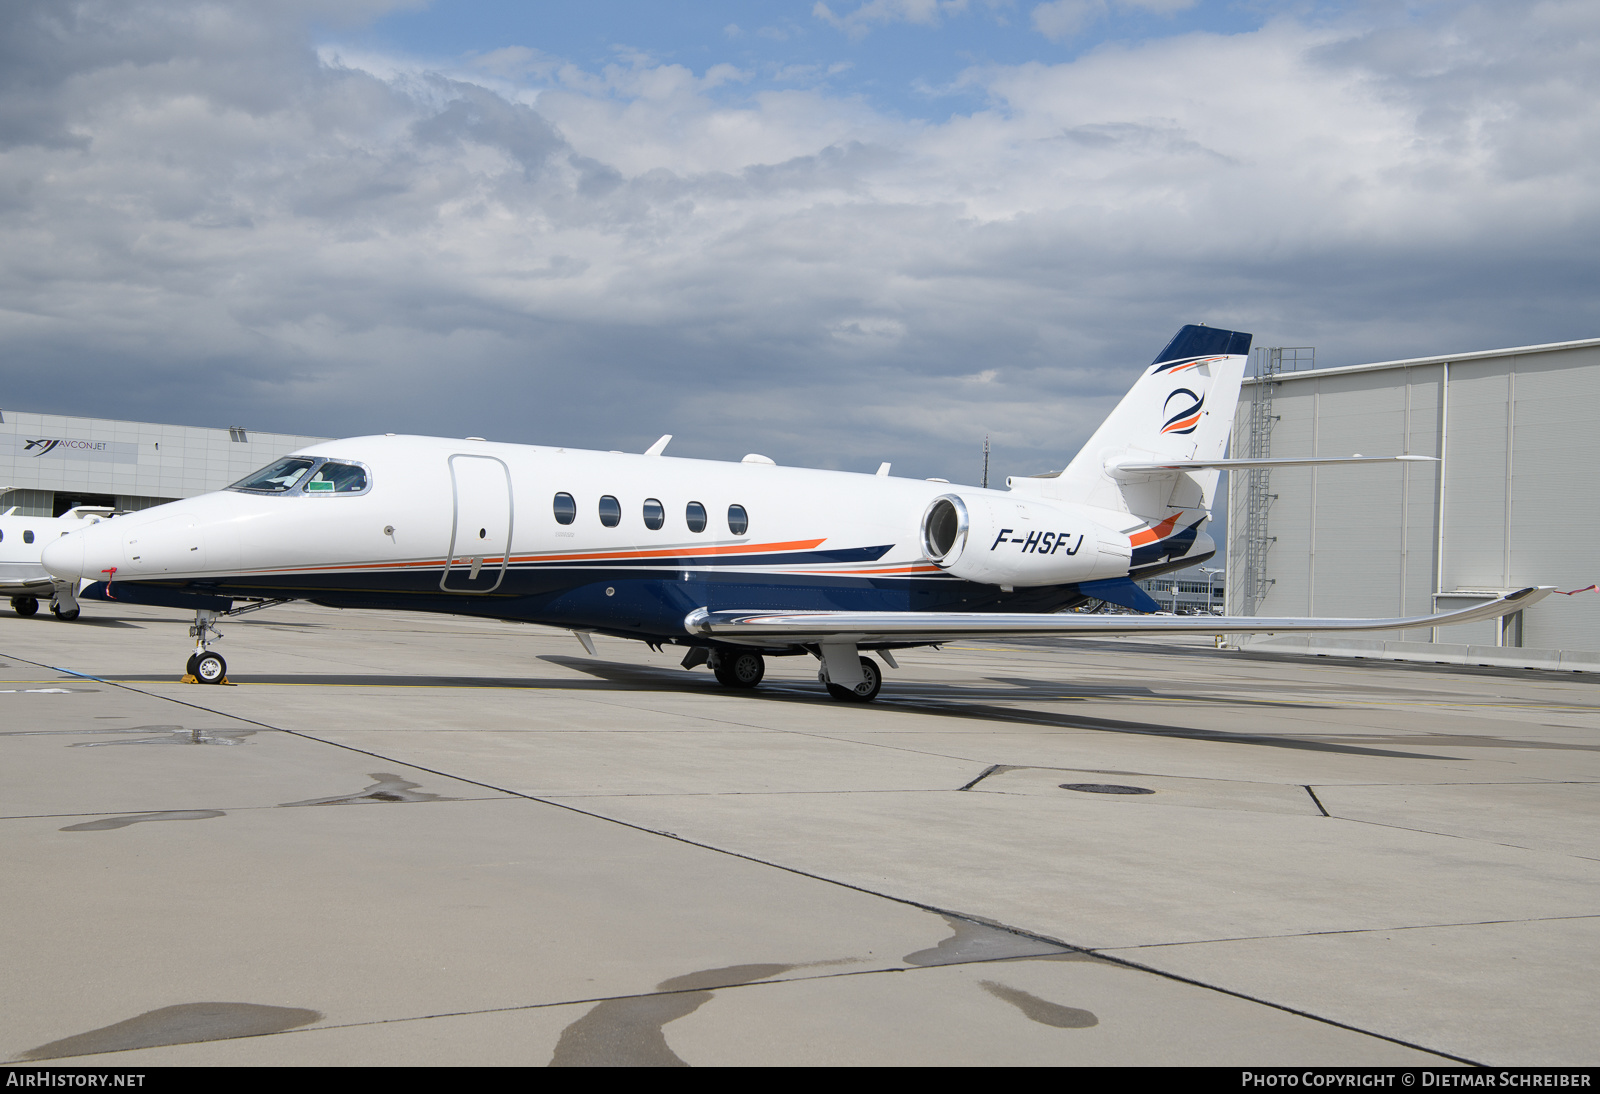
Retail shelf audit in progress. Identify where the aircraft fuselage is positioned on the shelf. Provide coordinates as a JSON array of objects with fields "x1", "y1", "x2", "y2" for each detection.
[{"x1": 43, "y1": 434, "x2": 1212, "y2": 645}]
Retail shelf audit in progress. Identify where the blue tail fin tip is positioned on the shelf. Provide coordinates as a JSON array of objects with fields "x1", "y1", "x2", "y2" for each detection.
[{"x1": 1152, "y1": 325, "x2": 1253, "y2": 366}]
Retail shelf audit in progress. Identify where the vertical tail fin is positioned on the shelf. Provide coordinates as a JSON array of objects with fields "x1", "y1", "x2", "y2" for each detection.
[{"x1": 1050, "y1": 325, "x2": 1252, "y2": 520}]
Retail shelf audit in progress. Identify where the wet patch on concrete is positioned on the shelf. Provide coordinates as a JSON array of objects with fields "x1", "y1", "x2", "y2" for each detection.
[
  {"x1": 0, "y1": 687, "x2": 97, "y2": 694},
  {"x1": 903, "y1": 914, "x2": 1073, "y2": 966},
  {"x1": 279, "y1": 772, "x2": 448, "y2": 807},
  {"x1": 1059, "y1": 783, "x2": 1155, "y2": 795},
  {"x1": 959, "y1": 764, "x2": 1020, "y2": 790},
  {"x1": 980, "y1": 981, "x2": 1098, "y2": 1028},
  {"x1": 66, "y1": 725, "x2": 255, "y2": 747},
  {"x1": 548, "y1": 964, "x2": 792, "y2": 1067},
  {"x1": 61, "y1": 810, "x2": 226, "y2": 832},
  {"x1": 21, "y1": 1002, "x2": 322, "y2": 1060},
  {"x1": 3, "y1": 724, "x2": 181, "y2": 738}
]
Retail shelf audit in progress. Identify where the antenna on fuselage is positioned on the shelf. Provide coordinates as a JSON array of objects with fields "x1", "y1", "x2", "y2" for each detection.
[
  {"x1": 982, "y1": 436, "x2": 990, "y2": 489},
  {"x1": 644, "y1": 435, "x2": 672, "y2": 456}
]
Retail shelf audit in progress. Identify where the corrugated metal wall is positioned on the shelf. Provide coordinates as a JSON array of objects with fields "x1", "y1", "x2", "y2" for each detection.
[{"x1": 1227, "y1": 342, "x2": 1600, "y2": 660}]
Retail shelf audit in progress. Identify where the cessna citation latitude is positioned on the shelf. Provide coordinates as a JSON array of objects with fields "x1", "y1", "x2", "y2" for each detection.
[{"x1": 41, "y1": 325, "x2": 1548, "y2": 700}]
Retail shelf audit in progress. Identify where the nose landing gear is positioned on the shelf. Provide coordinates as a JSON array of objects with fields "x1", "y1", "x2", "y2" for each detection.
[
  {"x1": 178, "y1": 599, "x2": 292, "y2": 684},
  {"x1": 185, "y1": 610, "x2": 228, "y2": 684},
  {"x1": 49, "y1": 581, "x2": 80, "y2": 621}
]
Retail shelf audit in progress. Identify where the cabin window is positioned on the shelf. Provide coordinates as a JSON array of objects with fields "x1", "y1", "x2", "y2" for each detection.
[
  {"x1": 599, "y1": 495, "x2": 622, "y2": 527},
  {"x1": 230, "y1": 457, "x2": 315, "y2": 494},
  {"x1": 23, "y1": 530, "x2": 33, "y2": 544},
  {"x1": 685, "y1": 501, "x2": 707, "y2": 533},
  {"x1": 553, "y1": 493, "x2": 577, "y2": 525},
  {"x1": 304, "y1": 461, "x2": 368, "y2": 494},
  {"x1": 727, "y1": 504, "x2": 748, "y2": 536},
  {"x1": 642, "y1": 498, "x2": 665, "y2": 530}
]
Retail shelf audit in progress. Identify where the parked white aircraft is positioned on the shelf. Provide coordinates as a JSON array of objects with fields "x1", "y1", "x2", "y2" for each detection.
[
  {"x1": 40, "y1": 326, "x2": 1546, "y2": 698},
  {"x1": 1, "y1": 505, "x2": 112, "y2": 619}
]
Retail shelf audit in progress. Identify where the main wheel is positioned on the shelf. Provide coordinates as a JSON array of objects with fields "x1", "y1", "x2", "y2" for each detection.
[
  {"x1": 193, "y1": 651, "x2": 227, "y2": 684},
  {"x1": 712, "y1": 650, "x2": 765, "y2": 689},
  {"x1": 823, "y1": 656, "x2": 882, "y2": 703},
  {"x1": 11, "y1": 596, "x2": 38, "y2": 618}
]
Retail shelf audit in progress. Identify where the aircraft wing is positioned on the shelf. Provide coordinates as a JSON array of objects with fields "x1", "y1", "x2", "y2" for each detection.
[{"x1": 685, "y1": 586, "x2": 1553, "y2": 646}]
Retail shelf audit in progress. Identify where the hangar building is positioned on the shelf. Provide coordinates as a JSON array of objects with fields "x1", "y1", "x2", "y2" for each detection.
[
  {"x1": 1, "y1": 409, "x2": 326, "y2": 517},
  {"x1": 1224, "y1": 335, "x2": 1600, "y2": 672}
]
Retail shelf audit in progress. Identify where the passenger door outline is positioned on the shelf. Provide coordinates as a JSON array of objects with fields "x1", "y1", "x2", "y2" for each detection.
[{"x1": 441, "y1": 454, "x2": 514, "y2": 593}]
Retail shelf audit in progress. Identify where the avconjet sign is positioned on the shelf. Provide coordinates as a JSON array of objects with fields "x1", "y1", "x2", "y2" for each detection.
[{"x1": 5, "y1": 436, "x2": 139, "y2": 464}]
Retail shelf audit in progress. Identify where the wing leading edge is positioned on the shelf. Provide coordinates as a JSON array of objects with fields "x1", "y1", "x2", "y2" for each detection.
[{"x1": 685, "y1": 586, "x2": 1553, "y2": 646}]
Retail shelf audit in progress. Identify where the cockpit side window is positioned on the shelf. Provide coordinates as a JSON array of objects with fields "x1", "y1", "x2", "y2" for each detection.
[
  {"x1": 230, "y1": 457, "x2": 316, "y2": 494},
  {"x1": 305, "y1": 462, "x2": 368, "y2": 494}
]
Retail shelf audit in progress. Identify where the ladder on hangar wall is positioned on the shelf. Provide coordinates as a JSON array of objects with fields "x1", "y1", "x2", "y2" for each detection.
[{"x1": 1241, "y1": 346, "x2": 1314, "y2": 615}]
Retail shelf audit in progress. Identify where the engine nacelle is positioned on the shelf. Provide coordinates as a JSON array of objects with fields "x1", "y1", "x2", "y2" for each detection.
[{"x1": 920, "y1": 493, "x2": 1131, "y2": 587}]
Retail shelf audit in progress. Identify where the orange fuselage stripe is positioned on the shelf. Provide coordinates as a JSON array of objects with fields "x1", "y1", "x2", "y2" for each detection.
[{"x1": 224, "y1": 538, "x2": 832, "y2": 576}]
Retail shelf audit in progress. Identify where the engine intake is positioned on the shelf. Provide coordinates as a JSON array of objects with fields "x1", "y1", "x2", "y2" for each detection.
[{"x1": 920, "y1": 493, "x2": 1130, "y2": 587}]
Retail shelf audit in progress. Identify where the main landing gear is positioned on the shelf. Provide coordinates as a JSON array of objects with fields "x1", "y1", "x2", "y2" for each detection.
[
  {"x1": 818, "y1": 655, "x2": 882, "y2": 703},
  {"x1": 11, "y1": 595, "x2": 39, "y2": 618},
  {"x1": 708, "y1": 649, "x2": 766, "y2": 689},
  {"x1": 687, "y1": 644, "x2": 889, "y2": 702}
]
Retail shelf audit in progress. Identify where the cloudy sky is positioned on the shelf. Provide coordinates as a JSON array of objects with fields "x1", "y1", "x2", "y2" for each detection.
[{"x1": 2, "y1": 0, "x2": 1596, "y2": 483}]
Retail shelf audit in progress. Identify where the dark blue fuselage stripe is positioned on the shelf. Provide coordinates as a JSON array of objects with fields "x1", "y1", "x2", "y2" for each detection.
[{"x1": 131, "y1": 565, "x2": 1096, "y2": 639}]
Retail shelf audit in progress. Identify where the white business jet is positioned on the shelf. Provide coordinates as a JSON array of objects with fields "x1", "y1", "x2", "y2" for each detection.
[
  {"x1": 2, "y1": 504, "x2": 113, "y2": 619},
  {"x1": 40, "y1": 326, "x2": 1547, "y2": 697}
]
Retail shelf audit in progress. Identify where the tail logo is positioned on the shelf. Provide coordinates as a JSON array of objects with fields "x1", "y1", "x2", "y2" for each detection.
[{"x1": 1161, "y1": 388, "x2": 1204, "y2": 435}]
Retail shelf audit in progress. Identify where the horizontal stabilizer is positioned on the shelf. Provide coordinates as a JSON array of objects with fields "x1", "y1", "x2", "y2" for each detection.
[
  {"x1": 685, "y1": 587, "x2": 1553, "y2": 646},
  {"x1": 1107, "y1": 454, "x2": 1438, "y2": 477}
]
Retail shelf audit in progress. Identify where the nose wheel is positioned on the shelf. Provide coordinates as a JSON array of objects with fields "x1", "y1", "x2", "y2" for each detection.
[{"x1": 187, "y1": 651, "x2": 227, "y2": 684}]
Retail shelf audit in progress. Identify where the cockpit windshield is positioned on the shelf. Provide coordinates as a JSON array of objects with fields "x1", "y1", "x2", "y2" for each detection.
[
  {"x1": 230, "y1": 457, "x2": 315, "y2": 493},
  {"x1": 304, "y1": 462, "x2": 368, "y2": 494}
]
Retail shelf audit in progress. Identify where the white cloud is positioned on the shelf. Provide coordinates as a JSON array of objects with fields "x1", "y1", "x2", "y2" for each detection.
[
  {"x1": 1118, "y1": 0, "x2": 1196, "y2": 12},
  {"x1": 1031, "y1": 0, "x2": 1105, "y2": 42},
  {"x1": 2, "y1": 1, "x2": 1598, "y2": 481},
  {"x1": 1030, "y1": 0, "x2": 1195, "y2": 42},
  {"x1": 814, "y1": 0, "x2": 972, "y2": 40}
]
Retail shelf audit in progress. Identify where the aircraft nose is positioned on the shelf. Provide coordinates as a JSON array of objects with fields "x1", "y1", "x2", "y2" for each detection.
[{"x1": 41, "y1": 531, "x2": 86, "y2": 580}]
